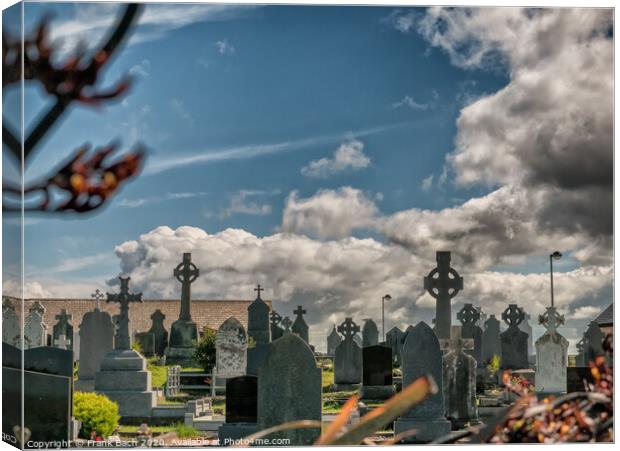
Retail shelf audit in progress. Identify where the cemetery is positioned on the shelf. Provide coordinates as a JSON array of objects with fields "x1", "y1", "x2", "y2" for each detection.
[
  {"x1": 0, "y1": 2, "x2": 614, "y2": 449},
  {"x1": 1, "y1": 249, "x2": 614, "y2": 447}
]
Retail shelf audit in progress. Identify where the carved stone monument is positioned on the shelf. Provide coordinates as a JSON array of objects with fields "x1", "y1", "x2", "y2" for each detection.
[
  {"x1": 481, "y1": 314, "x2": 501, "y2": 365},
  {"x1": 500, "y1": 304, "x2": 529, "y2": 370},
  {"x1": 326, "y1": 325, "x2": 342, "y2": 356},
  {"x1": 24, "y1": 303, "x2": 47, "y2": 349},
  {"x1": 270, "y1": 310, "x2": 284, "y2": 341},
  {"x1": 2, "y1": 298, "x2": 21, "y2": 347},
  {"x1": 135, "y1": 310, "x2": 168, "y2": 357},
  {"x1": 52, "y1": 309, "x2": 74, "y2": 352},
  {"x1": 246, "y1": 285, "x2": 271, "y2": 376},
  {"x1": 334, "y1": 318, "x2": 362, "y2": 385},
  {"x1": 456, "y1": 303, "x2": 482, "y2": 366},
  {"x1": 165, "y1": 253, "x2": 199, "y2": 365},
  {"x1": 215, "y1": 316, "x2": 247, "y2": 379},
  {"x1": 535, "y1": 307, "x2": 568, "y2": 395},
  {"x1": 95, "y1": 277, "x2": 156, "y2": 418},
  {"x1": 362, "y1": 318, "x2": 379, "y2": 347},
  {"x1": 424, "y1": 251, "x2": 463, "y2": 339},
  {"x1": 291, "y1": 305, "x2": 309, "y2": 344}
]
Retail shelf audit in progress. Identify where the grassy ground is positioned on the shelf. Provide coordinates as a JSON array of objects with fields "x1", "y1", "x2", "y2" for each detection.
[
  {"x1": 322, "y1": 369, "x2": 334, "y2": 391},
  {"x1": 147, "y1": 362, "x2": 168, "y2": 388},
  {"x1": 118, "y1": 423, "x2": 201, "y2": 438},
  {"x1": 323, "y1": 391, "x2": 357, "y2": 414}
]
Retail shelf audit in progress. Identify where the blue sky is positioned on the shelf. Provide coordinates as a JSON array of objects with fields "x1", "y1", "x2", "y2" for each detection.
[{"x1": 2, "y1": 4, "x2": 613, "y2": 349}]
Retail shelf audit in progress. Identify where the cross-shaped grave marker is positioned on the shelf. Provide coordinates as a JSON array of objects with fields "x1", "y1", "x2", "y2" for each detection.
[
  {"x1": 91, "y1": 289, "x2": 105, "y2": 310},
  {"x1": 424, "y1": 251, "x2": 463, "y2": 339},
  {"x1": 174, "y1": 253, "x2": 199, "y2": 321},
  {"x1": 281, "y1": 316, "x2": 292, "y2": 333},
  {"x1": 502, "y1": 304, "x2": 525, "y2": 330},
  {"x1": 107, "y1": 276, "x2": 142, "y2": 350},
  {"x1": 254, "y1": 284, "x2": 264, "y2": 299},
  {"x1": 337, "y1": 317, "x2": 360, "y2": 342},
  {"x1": 538, "y1": 306, "x2": 564, "y2": 334},
  {"x1": 439, "y1": 325, "x2": 474, "y2": 354},
  {"x1": 54, "y1": 334, "x2": 71, "y2": 350}
]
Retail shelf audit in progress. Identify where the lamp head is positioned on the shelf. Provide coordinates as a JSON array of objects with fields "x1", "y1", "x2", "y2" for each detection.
[
  {"x1": 551, "y1": 251, "x2": 562, "y2": 260},
  {"x1": 383, "y1": 294, "x2": 392, "y2": 301}
]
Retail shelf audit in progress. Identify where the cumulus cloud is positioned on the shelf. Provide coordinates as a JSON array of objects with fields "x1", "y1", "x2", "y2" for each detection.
[
  {"x1": 215, "y1": 39, "x2": 236, "y2": 55},
  {"x1": 301, "y1": 140, "x2": 370, "y2": 178},
  {"x1": 217, "y1": 190, "x2": 276, "y2": 219},
  {"x1": 281, "y1": 187, "x2": 378, "y2": 240}
]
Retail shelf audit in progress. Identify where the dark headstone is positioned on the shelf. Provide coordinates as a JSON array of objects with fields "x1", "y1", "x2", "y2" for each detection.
[
  {"x1": 500, "y1": 304, "x2": 529, "y2": 369},
  {"x1": 247, "y1": 285, "x2": 271, "y2": 345},
  {"x1": 424, "y1": 251, "x2": 463, "y2": 340},
  {"x1": 481, "y1": 315, "x2": 501, "y2": 364},
  {"x1": 334, "y1": 318, "x2": 362, "y2": 385},
  {"x1": 135, "y1": 309, "x2": 168, "y2": 357},
  {"x1": 291, "y1": 305, "x2": 309, "y2": 344},
  {"x1": 362, "y1": 345, "x2": 393, "y2": 386},
  {"x1": 78, "y1": 308, "x2": 114, "y2": 381},
  {"x1": 270, "y1": 310, "x2": 284, "y2": 341},
  {"x1": 226, "y1": 376, "x2": 257, "y2": 423},
  {"x1": 386, "y1": 326, "x2": 404, "y2": 365},
  {"x1": 362, "y1": 319, "x2": 379, "y2": 347},
  {"x1": 566, "y1": 366, "x2": 595, "y2": 393},
  {"x1": 257, "y1": 334, "x2": 321, "y2": 445},
  {"x1": 326, "y1": 325, "x2": 342, "y2": 356},
  {"x1": 457, "y1": 304, "x2": 483, "y2": 367},
  {"x1": 52, "y1": 309, "x2": 74, "y2": 352},
  {"x1": 583, "y1": 321, "x2": 605, "y2": 364}
]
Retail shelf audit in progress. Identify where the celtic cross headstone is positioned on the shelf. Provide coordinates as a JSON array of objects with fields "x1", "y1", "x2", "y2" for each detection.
[
  {"x1": 456, "y1": 303, "x2": 483, "y2": 366},
  {"x1": 424, "y1": 251, "x2": 463, "y2": 339},
  {"x1": 535, "y1": 306, "x2": 568, "y2": 395},
  {"x1": 499, "y1": 304, "x2": 529, "y2": 369},
  {"x1": 334, "y1": 318, "x2": 362, "y2": 385}
]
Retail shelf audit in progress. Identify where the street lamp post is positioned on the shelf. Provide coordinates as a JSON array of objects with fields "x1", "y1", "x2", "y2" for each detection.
[
  {"x1": 549, "y1": 251, "x2": 562, "y2": 307},
  {"x1": 382, "y1": 294, "x2": 391, "y2": 342}
]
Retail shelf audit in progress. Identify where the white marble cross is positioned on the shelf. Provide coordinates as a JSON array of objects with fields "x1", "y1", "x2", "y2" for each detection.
[{"x1": 54, "y1": 334, "x2": 71, "y2": 350}]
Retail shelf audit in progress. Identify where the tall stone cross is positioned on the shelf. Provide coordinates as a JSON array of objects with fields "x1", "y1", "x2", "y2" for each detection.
[
  {"x1": 254, "y1": 284, "x2": 264, "y2": 299},
  {"x1": 424, "y1": 251, "x2": 463, "y2": 339},
  {"x1": 538, "y1": 306, "x2": 564, "y2": 334},
  {"x1": 440, "y1": 325, "x2": 474, "y2": 354},
  {"x1": 281, "y1": 316, "x2": 292, "y2": 333},
  {"x1": 54, "y1": 334, "x2": 71, "y2": 350},
  {"x1": 174, "y1": 253, "x2": 199, "y2": 321},
  {"x1": 502, "y1": 304, "x2": 525, "y2": 330},
  {"x1": 91, "y1": 289, "x2": 105, "y2": 310},
  {"x1": 337, "y1": 317, "x2": 360, "y2": 342},
  {"x1": 270, "y1": 310, "x2": 282, "y2": 327},
  {"x1": 106, "y1": 276, "x2": 142, "y2": 350},
  {"x1": 294, "y1": 305, "x2": 306, "y2": 319}
]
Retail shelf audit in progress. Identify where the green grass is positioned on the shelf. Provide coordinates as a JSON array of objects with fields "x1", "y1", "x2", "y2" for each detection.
[
  {"x1": 117, "y1": 425, "x2": 176, "y2": 434},
  {"x1": 322, "y1": 369, "x2": 334, "y2": 391},
  {"x1": 322, "y1": 390, "x2": 357, "y2": 414},
  {"x1": 147, "y1": 363, "x2": 169, "y2": 388},
  {"x1": 174, "y1": 423, "x2": 201, "y2": 438}
]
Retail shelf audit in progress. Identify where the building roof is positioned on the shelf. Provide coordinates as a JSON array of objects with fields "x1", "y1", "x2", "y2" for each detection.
[
  {"x1": 594, "y1": 303, "x2": 613, "y2": 327},
  {"x1": 3, "y1": 297, "x2": 271, "y2": 335}
]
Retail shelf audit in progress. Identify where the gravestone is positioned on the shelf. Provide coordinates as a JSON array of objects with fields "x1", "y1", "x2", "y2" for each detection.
[
  {"x1": 281, "y1": 316, "x2": 292, "y2": 334},
  {"x1": 95, "y1": 277, "x2": 156, "y2": 418},
  {"x1": 77, "y1": 307, "x2": 114, "y2": 384},
  {"x1": 218, "y1": 375, "x2": 259, "y2": 442},
  {"x1": 386, "y1": 326, "x2": 404, "y2": 365},
  {"x1": 215, "y1": 317, "x2": 247, "y2": 378},
  {"x1": 270, "y1": 310, "x2": 284, "y2": 341},
  {"x1": 500, "y1": 304, "x2": 529, "y2": 370},
  {"x1": 135, "y1": 310, "x2": 168, "y2": 357},
  {"x1": 475, "y1": 306, "x2": 487, "y2": 328},
  {"x1": 582, "y1": 321, "x2": 605, "y2": 364},
  {"x1": 575, "y1": 337, "x2": 586, "y2": 366},
  {"x1": 360, "y1": 344, "x2": 394, "y2": 399},
  {"x1": 334, "y1": 318, "x2": 362, "y2": 385},
  {"x1": 481, "y1": 315, "x2": 501, "y2": 365},
  {"x1": 457, "y1": 304, "x2": 483, "y2": 366},
  {"x1": 257, "y1": 333, "x2": 321, "y2": 445},
  {"x1": 52, "y1": 309, "x2": 74, "y2": 352},
  {"x1": 2, "y1": 298, "x2": 21, "y2": 347},
  {"x1": 326, "y1": 325, "x2": 342, "y2": 356},
  {"x1": 3, "y1": 344, "x2": 73, "y2": 445},
  {"x1": 362, "y1": 319, "x2": 379, "y2": 347},
  {"x1": 394, "y1": 321, "x2": 450, "y2": 442},
  {"x1": 23, "y1": 304, "x2": 47, "y2": 349},
  {"x1": 246, "y1": 285, "x2": 272, "y2": 376},
  {"x1": 165, "y1": 253, "x2": 199, "y2": 365},
  {"x1": 291, "y1": 305, "x2": 309, "y2": 344},
  {"x1": 519, "y1": 313, "x2": 534, "y2": 357},
  {"x1": 535, "y1": 307, "x2": 568, "y2": 395},
  {"x1": 424, "y1": 251, "x2": 463, "y2": 339},
  {"x1": 442, "y1": 326, "x2": 479, "y2": 429}
]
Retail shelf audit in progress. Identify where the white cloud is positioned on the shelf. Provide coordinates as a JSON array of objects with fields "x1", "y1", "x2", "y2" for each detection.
[
  {"x1": 117, "y1": 191, "x2": 209, "y2": 208},
  {"x1": 217, "y1": 190, "x2": 277, "y2": 219},
  {"x1": 420, "y1": 174, "x2": 434, "y2": 191},
  {"x1": 215, "y1": 39, "x2": 235, "y2": 55},
  {"x1": 301, "y1": 140, "x2": 370, "y2": 179},
  {"x1": 281, "y1": 187, "x2": 378, "y2": 240},
  {"x1": 392, "y1": 95, "x2": 429, "y2": 110},
  {"x1": 569, "y1": 305, "x2": 604, "y2": 321},
  {"x1": 170, "y1": 98, "x2": 195, "y2": 125},
  {"x1": 129, "y1": 59, "x2": 151, "y2": 78}
]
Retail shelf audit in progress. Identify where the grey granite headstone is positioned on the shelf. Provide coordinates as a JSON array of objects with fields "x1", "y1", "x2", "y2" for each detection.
[
  {"x1": 394, "y1": 321, "x2": 450, "y2": 443},
  {"x1": 136, "y1": 309, "x2": 168, "y2": 357},
  {"x1": 535, "y1": 307, "x2": 568, "y2": 395},
  {"x1": 386, "y1": 326, "x2": 404, "y2": 365},
  {"x1": 334, "y1": 318, "x2": 362, "y2": 385},
  {"x1": 457, "y1": 303, "x2": 483, "y2": 367},
  {"x1": 326, "y1": 325, "x2": 342, "y2": 356},
  {"x1": 258, "y1": 334, "x2": 321, "y2": 445},
  {"x1": 215, "y1": 316, "x2": 247, "y2": 378},
  {"x1": 52, "y1": 309, "x2": 74, "y2": 352},
  {"x1": 2, "y1": 298, "x2": 21, "y2": 347},
  {"x1": 247, "y1": 284, "x2": 271, "y2": 345},
  {"x1": 519, "y1": 313, "x2": 534, "y2": 357},
  {"x1": 78, "y1": 308, "x2": 114, "y2": 382},
  {"x1": 166, "y1": 253, "x2": 199, "y2": 365},
  {"x1": 362, "y1": 319, "x2": 379, "y2": 347},
  {"x1": 481, "y1": 315, "x2": 501, "y2": 365},
  {"x1": 23, "y1": 305, "x2": 47, "y2": 349},
  {"x1": 500, "y1": 304, "x2": 529, "y2": 369},
  {"x1": 442, "y1": 326, "x2": 478, "y2": 428},
  {"x1": 353, "y1": 334, "x2": 362, "y2": 347},
  {"x1": 291, "y1": 305, "x2": 309, "y2": 344}
]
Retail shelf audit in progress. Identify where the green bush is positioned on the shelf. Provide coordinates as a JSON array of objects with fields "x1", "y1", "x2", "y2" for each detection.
[
  {"x1": 73, "y1": 391, "x2": 120, "y2": 439},
  {"x1": 193, "y1": 329, "x2": 216, "y2": 372}
]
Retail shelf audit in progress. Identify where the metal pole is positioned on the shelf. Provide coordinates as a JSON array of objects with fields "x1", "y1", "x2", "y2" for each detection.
[
  {"x1": 382, "y1": 296, "x2": 385, "y2": 342},
  {"x1": 549, "y1": 254, "x2": 555, "y2": 308}
]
